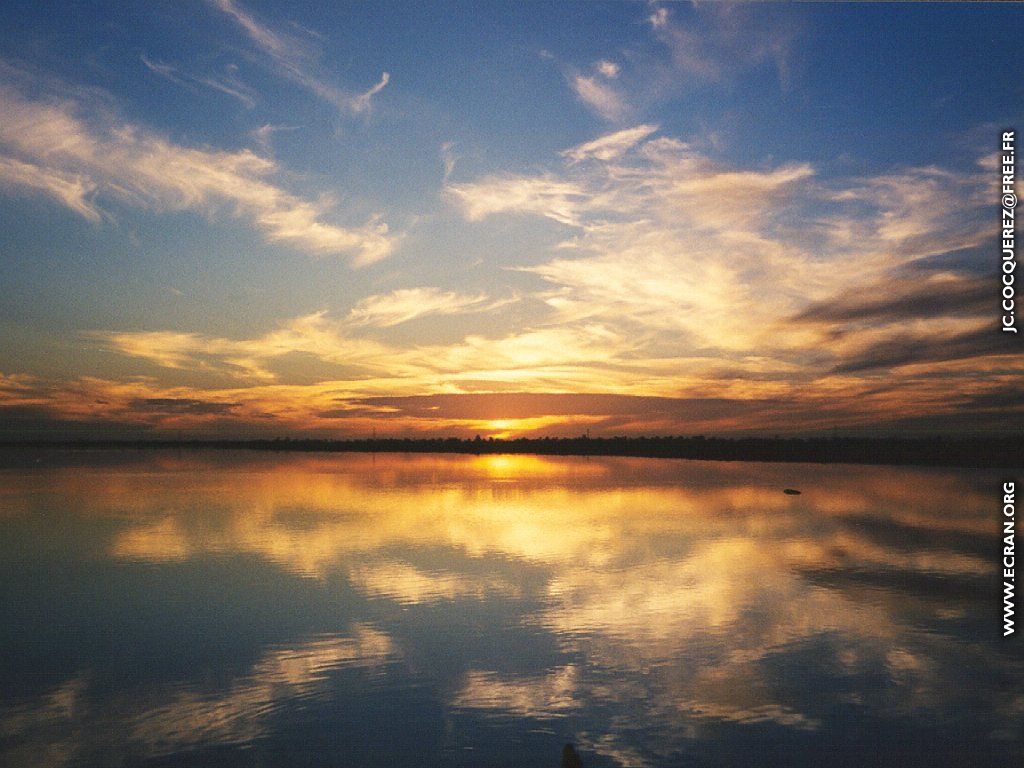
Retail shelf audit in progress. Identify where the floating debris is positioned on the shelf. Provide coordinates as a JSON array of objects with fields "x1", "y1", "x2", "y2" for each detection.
[
  {"x1": 562, "y1": 744, "x2": 584, "y2": 768},
  {"x1": 783, "y1": 488, "x2": 802, "y2": 495}
]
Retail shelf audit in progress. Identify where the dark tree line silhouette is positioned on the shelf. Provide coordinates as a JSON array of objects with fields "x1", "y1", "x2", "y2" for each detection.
[{"x1": 2, "y1": 434, "x2": 1021, "y2": 468}]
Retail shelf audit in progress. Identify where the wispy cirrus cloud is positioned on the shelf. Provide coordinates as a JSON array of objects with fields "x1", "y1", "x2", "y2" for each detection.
[
  {"x1": 0, "y1": 74, "x2": 397, "y2": 264},
  {"x1": 140, "y1": 55, "x2": 257, "y2": 109},
  {"x1": 561, "y1": 124, "x2": 659, "y2": 163},
  {"x1": 446, "y1": 175, "x2": 588, "y2": 225},
  {"x1": 646, "y1": 2, "x2": 797, "y2": 85},
  {"x1": 825, "y1": 166, "x2": 991, "y2": 260},
  {"x1": 249, "y1": 122, "x2": 301, "y2": 149},
  {"x1": 562, "y1": 3, "x2": 800, "y2": 123},
  {"x1": 0, "y1": 154, "x2": 101, "y2": 221},
  {"x1": 568, "y1": 72, "x2": 632, "y2": 122},
  {"x1": 208, "y1": 0, "x2": 389, "y2": 115},
  {"x1": 348, "y1": 72, "x2": 390, "y2": 114},
  {"x1": 345, "y1": 287, "x2": 515, "y2": 328}
]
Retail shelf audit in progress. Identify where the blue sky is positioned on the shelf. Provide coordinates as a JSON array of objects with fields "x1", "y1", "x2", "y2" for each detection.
[{"x1": 0, "y1": 1, "x2": 1022, "y2": 438}]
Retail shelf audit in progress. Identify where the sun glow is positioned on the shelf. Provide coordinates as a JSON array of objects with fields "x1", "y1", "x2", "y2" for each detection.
[{"x1": 485, "y1": 419, "x2": 516, "y2": 432}]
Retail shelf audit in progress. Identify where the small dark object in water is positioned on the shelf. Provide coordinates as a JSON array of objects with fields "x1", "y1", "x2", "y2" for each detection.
[
  {"x1": 783, "y1": 488, "x2": 801, "y2": 495},
  {"x1": 562, "y1": 743, "x2": 584, "y2": 768}
]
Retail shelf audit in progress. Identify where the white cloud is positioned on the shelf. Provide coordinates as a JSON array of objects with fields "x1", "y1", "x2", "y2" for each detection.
[
  {"x1": 209, "y1": 0, "x2": 389, "y2": 115},
  {"x1": 440, "y1": 141, "x2": 456, "y2": 182},
  {"x1": 249, "y1": 122, "x2": 300, "y2": 149},
  {"x1": 562, "y1": 124, "x2": 659, "y2": 163},
  {"x1": 0, "y1": 155, "x2": 101, "y2": 221},
  {"x1": 559, "y1": 4, "x2": 799, "y2": 124},
  {"x1": 141, "y1": 55, "x2": 257, "y2": 108},
  {"x1": 647, "y1": 3, "x2": 796, "y2": 84},
  {"x1": 210, "y1": 0, "x2": 296, "y2": 59},
  {"x1": 569, "y1": 73, "x2": 631, "y2": 122},
  {"x1": 348, "y1": 71, "x2": 390, "y2": 114},
  {"x1": 139, "y1": 55, "x2": 184, "y2": 84},
  {"x1": 648, "y1": 7, "x2": 669, "y2": 30},
  {"x1": 345, "y1": 287, "x2": 509, "y2": 328},
  {"x1": 0, "y1": 79, "x2": 397, "y2": 264},
  {"x1": 827, "y1": 166, "x2": 990, "y2": 259},
  {"x1": 447, "y1": 174, "x2": 587, "y2": 225}
]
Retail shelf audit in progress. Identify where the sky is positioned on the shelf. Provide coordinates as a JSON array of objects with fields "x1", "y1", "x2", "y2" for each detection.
[{"x1": 0, "y1": 0, "x2": 1022, "y2": 439}]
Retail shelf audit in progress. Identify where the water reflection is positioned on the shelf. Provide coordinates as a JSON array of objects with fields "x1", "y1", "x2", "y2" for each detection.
[{"x1": 0, "y1": 450, "x2": 1019, "y2": 767}]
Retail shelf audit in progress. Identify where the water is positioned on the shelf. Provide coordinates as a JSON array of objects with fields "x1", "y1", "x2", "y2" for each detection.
[{"x1": 0, "y1": 450, "x2": 1020, "y2": 767}]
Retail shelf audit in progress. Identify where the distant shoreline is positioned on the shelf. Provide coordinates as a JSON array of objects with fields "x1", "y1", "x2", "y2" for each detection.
[{"x1": 0, "y1": 436, "x2": 1021, "y2": 469}]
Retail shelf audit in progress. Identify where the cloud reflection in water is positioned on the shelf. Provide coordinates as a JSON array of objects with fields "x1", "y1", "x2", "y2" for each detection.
[{"x1": 0, "y1": 451, "x2": 1018, "y2": 767}]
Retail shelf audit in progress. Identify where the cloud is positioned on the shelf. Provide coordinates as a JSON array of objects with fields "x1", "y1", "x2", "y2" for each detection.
[
  {"x1": 208, "y1": 0, "x2": 389, "y2": 115},
  {"x1": 128, "y1": 397, "x2": 240, "y2": 416},
  {"x1": 348, "y1": 72, "x2": 390, "y2": 114},
  {"x1": 0, "y1": 372, "x2": 38, "y2": 396},
  {"x1": 558, "y1": 4, "x2": 800, "y2": 124},
  {"x1": 0, "y1": 77, "x2": 397, "y2": 264},
  {"x1": 0, "y1": 154, "x2": 101, "y2": 221},
  {"x1": 440, "y1": 141, "x2": 456, "y2": 181},
  {"x1": 141, "y1": 55, "x2": 257, "y2": 108},
  {"x1": 92, "y1": 312, "x2": 640, "y2": 394},
  {"x1": 344, "y1": 287, "x2": 512, "y2": 328},
  {"x1": 323, "y1": 393, "x2": 796, "y2": 438},
  {"x1": 451, "y1": 124, "x2": 994, "y2": 369},
  {"x1": 648, "y1": 7, "x2": 669, "y2": 30},
  {"x1": 453, "y1": 131, "x2": 820, "y2": 353},
  {"x1": 562, "y1": 124, "x2": 659, "y2": 163},
  {"x1": 829, "y1": 325, "x2": 1015, "y2": 374},
  {"x1": 439, "y1": 117, "x2": 1011, "y2": 433},
  {"x1": 210, "y1": 0, "x2": 297, "y2": 59},
  {"x1": 249, "y1": 122, "x2": 300, "y2": 148},
  {"x1": 568, "y1": 72, "x2": 631, "y2": 122},
  {"x1": 826, "y1": 166, "x2": 990, "y2": 260},
  {"x1": 447, "y1": 174, "x2": 587, "y2": 225},
  {"x1": 646, "y1": 3, "x2": 797, "y2": 84},
  {"x1": 793, "y1": 273, "x2": 990, "y2": 325},
  {"x1": 139, "y1": 54, "x2": 184, "y2": 84},
  {"x1": 95, "y1": 311, "x2": 391, "y2": 381}
]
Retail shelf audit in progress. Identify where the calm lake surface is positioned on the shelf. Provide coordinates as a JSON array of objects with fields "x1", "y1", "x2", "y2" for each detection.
[{"x1": 0, "y1": 450, "x2": 1020, "y2": 767}]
